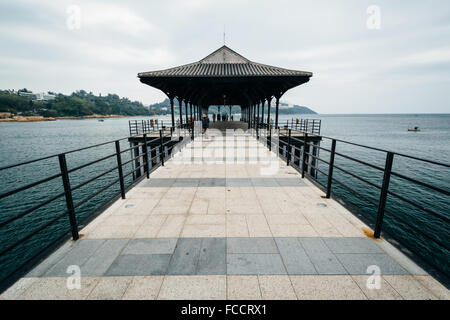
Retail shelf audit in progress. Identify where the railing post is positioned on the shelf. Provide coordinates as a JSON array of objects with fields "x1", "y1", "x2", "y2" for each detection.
[
  {"x1": 58, "y1": 154, "x2": 79, "y2": 241},
  {"x1": 374, "y1": 152, "x2": 394, "y2": 238},
  {"x1": 301, "y1": 133, "x2": 308, "y2": 178},
  {"x1": 286, "y1": 129, "x2": 291, "y2": 165},
  {"x1": 142, "y1": 134, "x2": 150, "y2": 179},
  {"x1": 326, "y1": 139, "x2": 336, "y2": 198},
  {"x1": 115, "y1": 141, "x2": 126, "y2": 199},
  {"x1": 159, "y1": 129, "x2": 165, "y2": 166}
]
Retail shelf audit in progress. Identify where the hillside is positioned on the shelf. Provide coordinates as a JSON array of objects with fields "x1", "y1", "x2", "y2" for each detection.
[{"x1": 0, "y1": 90, "x2": 154, "y2": 117}]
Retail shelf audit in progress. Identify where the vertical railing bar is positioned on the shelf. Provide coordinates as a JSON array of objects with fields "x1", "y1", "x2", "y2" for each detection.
[
  {"x1": 326, "y1": 139, "x2": 337, "y2": 198},
  {"x1": 58, "y1": 154, "x2": 79, "y2": 241},
  {"x1": 301, "y1": 133, "x2": 308, "y2": 178},
  {"x1": 287, "y1": 128, "x2": 291, "y2": 165},
  {"x1": 374, "y1": 152, "x2": 394, "y2": 238},
  {"x1": 159, "y1": 129, "x2": 165, "y2": 166},
  {"x1": 142, "y1": 134, "x2": 150, "y2": 179},
  {"x1": 115, "y1": 141, "x2": 126, "y2": 199}
]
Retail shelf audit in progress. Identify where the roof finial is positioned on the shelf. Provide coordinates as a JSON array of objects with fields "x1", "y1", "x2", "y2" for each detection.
[{"x1": 223, "y1": 25, "x2": 226, "y2": 46}]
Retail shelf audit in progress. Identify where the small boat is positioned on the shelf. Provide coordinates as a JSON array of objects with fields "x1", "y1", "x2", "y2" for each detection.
[
  {"x1": 408, "y1": 126, "x2": 420, "y2": 132},
  {"x1": 98, "y1": 119, "x2": 104, "y2": 122}
]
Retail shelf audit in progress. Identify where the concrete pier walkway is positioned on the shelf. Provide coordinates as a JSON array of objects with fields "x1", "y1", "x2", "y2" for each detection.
[{"x1": 2, "y1": 131, "x2": 448, "y2": 300}]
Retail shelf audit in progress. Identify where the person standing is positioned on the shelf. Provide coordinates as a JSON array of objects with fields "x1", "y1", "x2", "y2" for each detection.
[
  {"x1": 213, "y1": 113, "x2": 216, "y2": 122},
  {"x1": 202, "y1": 113, "x2": 210, "y2": 134}
]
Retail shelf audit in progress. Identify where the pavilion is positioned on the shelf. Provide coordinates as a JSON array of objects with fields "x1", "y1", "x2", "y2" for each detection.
[{"x1": 138, "y1": 45, "x2": 312, "y2": 128}]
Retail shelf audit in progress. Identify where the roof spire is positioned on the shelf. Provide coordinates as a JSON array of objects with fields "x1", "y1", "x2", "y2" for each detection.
[{"x1": 223, "y1": 25, "x2": 226, "y2": 46}]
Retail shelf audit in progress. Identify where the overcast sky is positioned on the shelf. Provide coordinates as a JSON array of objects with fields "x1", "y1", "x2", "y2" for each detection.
[{"x1": 1, "y1": 0, "x2": 449, "y2": 113}]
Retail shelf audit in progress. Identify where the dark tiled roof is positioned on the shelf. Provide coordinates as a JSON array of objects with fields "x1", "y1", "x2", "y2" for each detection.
[{"x1": 138, "y1": 46, "x2": 312, "y2": 78}]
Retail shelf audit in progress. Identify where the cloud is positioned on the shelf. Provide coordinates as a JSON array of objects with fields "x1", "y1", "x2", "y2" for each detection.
[{"x1": 81, "y1": 3, "x2": 154, "y2": 36}]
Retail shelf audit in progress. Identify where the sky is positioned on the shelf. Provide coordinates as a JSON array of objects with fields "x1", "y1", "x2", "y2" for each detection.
[{"x1": 0, "y1": 0, "x2": 449, "y2": 114}]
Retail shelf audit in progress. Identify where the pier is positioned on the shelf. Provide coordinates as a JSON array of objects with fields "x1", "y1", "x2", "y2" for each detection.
[
  {"x1": 1, "y1": 129, "x2": 448, "y2": 300},
  {"x1": 0, "y1": 45, "x2": 448, "y2": 300}
]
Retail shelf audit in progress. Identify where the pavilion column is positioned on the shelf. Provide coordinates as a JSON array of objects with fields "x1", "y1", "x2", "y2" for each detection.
[
  {"x1": 177, "y1": 97, "x2": 183, "y2": 126},
  {"x1": 261, "y1": 100, "x2": 265, "y2": 125},
  {"x1": 190, "y1": 103, "x2": 193, "y2": 121},
  {"x1": 170, "y1": 97, "x2": 175, "y2": 128},
  {"x1": 184, "y1": 100, "x2": 189, "y2": 125},
  {"x1": 275, "y1": 96, "x2": 280, "y2": 129},
  {"x1": 267, "y1": 97, "x2": 272, "y2": 127},
  {"x1": 257, "y1": 102, "x2": 260, "y2": 128},
  {"x1": 253, "y1": 104, "x2": 256, "y2": 129}
]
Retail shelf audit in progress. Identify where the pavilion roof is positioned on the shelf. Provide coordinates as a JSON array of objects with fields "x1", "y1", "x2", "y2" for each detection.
[{"x1": 138, "y1": 46, "x2": 312, "y2": 78}]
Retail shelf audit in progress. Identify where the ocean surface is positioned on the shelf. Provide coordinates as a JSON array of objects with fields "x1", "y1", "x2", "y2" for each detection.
[{"x1": 0, "y1": 114, "x2": 449, "y2": 283}]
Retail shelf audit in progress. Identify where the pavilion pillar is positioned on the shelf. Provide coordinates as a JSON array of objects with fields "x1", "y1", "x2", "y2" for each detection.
[
  {"x1": 275, "y1": 96, "x2": 280, "y2": 129},
  {"x1": 177, "y1": 97, "x2": 183, "y2": 126},
  {"x1": 261, "y1": 100, "x2": 265, "y2": 125},
  {"x1": 184, "y1": 100, "x2": 189, "y2": 125},
  {"x1": 190, "y1": 103, "x2": 193, "y2": 121},
  {"x1": 170, "y1": 97, "x2": 175, "y2": 128},
  {"x1": 257, "y1": 102, "x2": 260, "y2": 128},
  {"x1": 253, "y1": 104, "x2": 256, "y2": 129},
  {"x1": 267, "y1": 97, "x2": 272, "y2": 127}
]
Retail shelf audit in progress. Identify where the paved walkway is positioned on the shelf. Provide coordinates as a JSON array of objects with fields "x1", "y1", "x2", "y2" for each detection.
[{"x1": 1, "y1": 131, "x2": 448, "y2": 300}]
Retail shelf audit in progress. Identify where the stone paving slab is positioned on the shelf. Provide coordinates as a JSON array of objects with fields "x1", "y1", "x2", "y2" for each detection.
[
  {"x1": 227, "y1": 254, "x2": 287, "y2": 275},
  {"x1": 123, "y1": 238, "x2": 177, "y2": 255},
  {"x1": 106, "y1": 254, "x2": 171, "y2": 276},
  {"x1": 197, "y1": 238, "x2": 226, "y2": 275},
  {"x1": 43, "y1": 239, "x2": 106, "y2": 277},
  {"x1": 336, "y1": 253, "x2": 408, "y2": 275},
  {"x1": 275, "y1": 238, "x2": 317, "y2": 275},
  {"x1": 227, "y1": 237, "x2": 278, "y2": 254},
  {"x1": 167, "y1": 238, "x2": 202, "y2": 275},
  {"x1": 323, "y1": 237, "x2": 384, "y2": 254},
  {"x1": 80, "y1": 239, "x2": 129, "y2": 276}
]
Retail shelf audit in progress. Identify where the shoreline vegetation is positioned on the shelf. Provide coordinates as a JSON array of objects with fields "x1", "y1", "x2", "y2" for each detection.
[
  {"x1": 0, "y1": 114, "x2": 135, "y2": 122},
  {"x1": 0, "y1": 89, "x2": 317, "y2": 122}
]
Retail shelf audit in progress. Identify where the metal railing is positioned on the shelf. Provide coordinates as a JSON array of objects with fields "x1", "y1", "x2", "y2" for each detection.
[
  {"x1": 250, "y1": 118, "x2": 321, "y2": 135},
  {"x1": 128, "y1": 119, "x2": 166, "y2": 136},
  {"x1": 256, "y1": 123, "x2": 449, "y2": 279},
  {"x1": 288, "y1": 118, "x2": 321, "y2": 135},
  {"x1": 0, "y1": 126, "x2": 185, "y2": 290}
]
